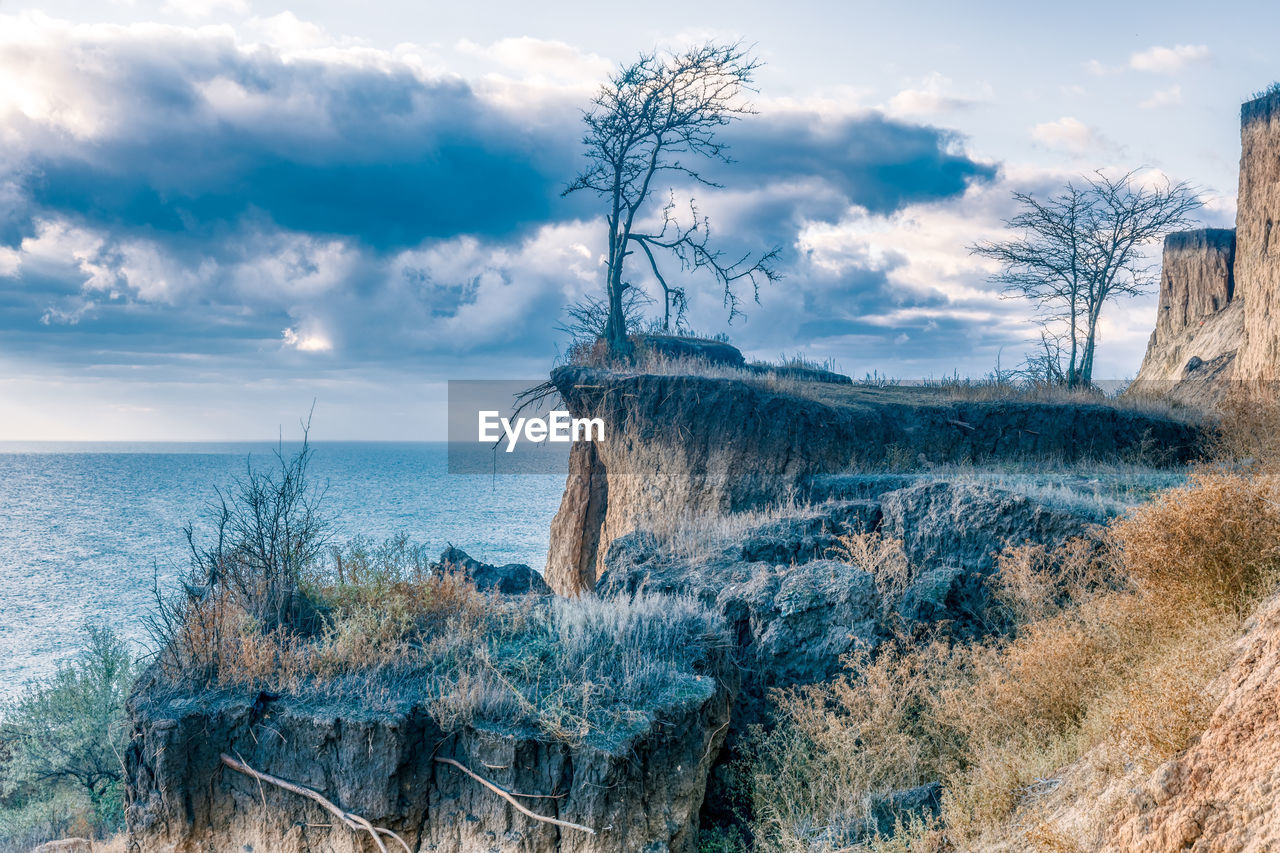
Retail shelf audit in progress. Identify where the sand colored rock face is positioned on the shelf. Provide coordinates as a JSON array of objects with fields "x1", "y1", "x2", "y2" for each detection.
[
  {"x1": 1103, "y1": 594, "x2": 1280, "y2": 852},
  {"x1": 1236, "y1": 93, "x2": 1280, "y2": 380},
  {"x1": 1150, "y1": 229, "x2": 1236, "y2": 347}
]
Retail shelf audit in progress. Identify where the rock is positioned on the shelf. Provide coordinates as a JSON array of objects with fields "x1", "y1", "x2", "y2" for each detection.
[
  {"x1": 1131, "y1": 229, "x2": 1242, "y2": 407},
  {"x1": 745, "y1": 362, "x2": 854, "y2": 385},
  {"x1": 598, "y1": 541, "x2": 883, "y2": 733},
  {"x1": 437, "y1": 546, "x2": 550, "y2": 595},
  {"x1": 738, "y1": 501, "x2": 881, "y2": 565},
  {"x1": 1131, "y1": 92, "x2": 1280, "y2": 400},
  {"x1": 869, "y1": 782, "x2": 943, "y2": 837},
  {"x1": 1151, "y1": 229, "x2": 1236, "y2": 346},
  {"x1": 878, "y1": 481, "x2": 1098, "y2": 575},
  {"x1": 29, "y1": 841, "x2": 92, "y2": 853},
  {"x1": 634, "y1": 334, "x2": 746, "y2": 367},
  {"x1": 1103, "y1": 592, "x2": 1280, "y2": 851}
]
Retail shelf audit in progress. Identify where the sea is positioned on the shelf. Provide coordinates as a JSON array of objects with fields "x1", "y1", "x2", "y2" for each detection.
[{"x1": 0, "y1": 442, "x2": 567, "y2": 701}]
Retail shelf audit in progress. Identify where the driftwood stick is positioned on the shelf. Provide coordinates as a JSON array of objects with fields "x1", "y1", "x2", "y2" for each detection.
[
  {"x1": 434, "y1": 757, "x2": 596, "y2": 835},
  {"x1": 219, "y1": 753, "x2": 411, "y2": 853}
]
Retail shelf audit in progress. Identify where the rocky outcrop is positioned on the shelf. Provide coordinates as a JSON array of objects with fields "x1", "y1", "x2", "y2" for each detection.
[
  {"x1": 598, "y1": 477, "x2": 1101, "y2": 729},
  {"x1": 125, "y1": 673, "x2": 732, "y2": 853},
  {"x1": 1134, "y1": 91, "x2": 1280, "y2": 401},
  {"x1": 1150, "y1": 229, "x2": 1236, "y2": 347},
  {"x1": 1133, "y1": 229, "x2": 1241, "y2": 405},
  {"x1": 1236, "y1": 92, "x2": 1280, "y2": 381},
  {"x1": 545, "y1": 367, "x2": 1199, "y2": 595},
  {"x1": 436, "y1": 546, "x2": 550, "y2": 595}
]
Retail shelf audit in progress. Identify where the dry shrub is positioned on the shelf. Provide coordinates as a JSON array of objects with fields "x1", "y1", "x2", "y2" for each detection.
[
  {"x1": 749, "y1": 457, "x2": 1280, "y2": 851},
  {"x1": 990, "y1": 537, "x2": 1112, "y2": 625},
  {"x1": 746, "y1": 641, "x2": 964, "y2": 851},
  {"x1": 829, "y1": 531, "x2": 913, "y2": 609},
  {"x1": 1213, "y1": 381, "x2": 1280, "y2": 467},
  {"x1": 1111, "y1": 469, "x2": 1280, "y2": 609}
]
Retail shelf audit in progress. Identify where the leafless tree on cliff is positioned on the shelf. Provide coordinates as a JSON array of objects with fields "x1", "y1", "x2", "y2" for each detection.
[
  {"x1": 564, "y1": 42, "x2": 781, "y2": 355},
  {"x1": 971, "y1": 170, "x2": 1202, "y2": 388}
]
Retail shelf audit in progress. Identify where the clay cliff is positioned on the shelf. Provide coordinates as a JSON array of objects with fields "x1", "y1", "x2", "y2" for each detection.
[
  {"x1": 1135, "y1": 90, "x2": 1280, "y2": 400},
  {"x1": 545, "y1": 365, "x2": 1200, "y2": 595}
]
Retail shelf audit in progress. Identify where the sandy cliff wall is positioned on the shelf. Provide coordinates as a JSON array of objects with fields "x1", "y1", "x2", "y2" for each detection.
[
  {"x1": 1132, "y1": 229, "x2": 1241, "y2": 406},
  {"x1": 1148, "y1": 229, "x2": 1236, "y2": 347},
  {"x1": 1235, "y1": 92, "x2": 1280, "y2": 380},
  {"x1": 1134, "y1": 90, "x2": 1280, "y2": 396}
]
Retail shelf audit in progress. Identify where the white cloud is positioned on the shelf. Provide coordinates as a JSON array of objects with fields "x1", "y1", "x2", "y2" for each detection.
[
  {"x1": 1030, "y1": 117, "x2": 1113, "y2": 154},
  {"x1": 282, "y1": 325, "x2": 333, "y2": 352},
  {"x1": 1140, "y1": 85, "x2": 1183, "y2": 109},
  {"x1": 885, "y1": 72, "x2": 990, "y2": 117},
  {"x1": 1129, "y1": 44, "x2": 1210, "y2": 74},
  {"x1": 162, "y1": 0, "x2": 248, "y2": 18}
]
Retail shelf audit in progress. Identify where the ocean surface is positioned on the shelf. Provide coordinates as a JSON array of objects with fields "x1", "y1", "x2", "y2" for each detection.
[{"x1": 0, "y1": 442, "x2": 567, "y2": 700}]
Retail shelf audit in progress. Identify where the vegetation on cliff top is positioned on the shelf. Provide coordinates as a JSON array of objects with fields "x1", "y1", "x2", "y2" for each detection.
[{"x1": 145, "y1": 443, "x2": 730, "y2": 753}]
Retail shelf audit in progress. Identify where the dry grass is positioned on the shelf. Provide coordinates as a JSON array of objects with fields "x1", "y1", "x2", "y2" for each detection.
[
  {"x1": 154, "y1": 537, "x2": 730, "y2": 752},
  {"x1": 1213, "y1": 381, "x2": 1280, "y2": 468},
  {"x1": 745, "y1": 452, "x2": 1280, "y2": 851},
  {"x1": 829, "y1": 531, "x2": 913, "y2": 613}
]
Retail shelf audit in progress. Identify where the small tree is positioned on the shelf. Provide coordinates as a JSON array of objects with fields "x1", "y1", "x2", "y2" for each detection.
[
  {"x1": 565, "y1": 42, "x2": 781, "y2": 355},
  {"x1": 0, "y1": 625, "x2": 134, "y2": 836},
  {"x1": 971, "y1": 170, "x2": 1202, "y2": 388}
]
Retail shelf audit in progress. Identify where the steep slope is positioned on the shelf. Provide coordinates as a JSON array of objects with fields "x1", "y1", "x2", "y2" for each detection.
[{"x1": 546, "y1": 366, "x2": 1201, "y2": 595}]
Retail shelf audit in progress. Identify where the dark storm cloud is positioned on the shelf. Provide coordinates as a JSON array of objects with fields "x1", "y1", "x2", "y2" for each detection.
[
  {"x1": 11, "y1": 55, "x2": 582, "y2": 252},
  {"x1": 716, "y1": 113, "x2": 997, "y2": 221},
  {"x1": 0, "y1": 20, "x2": 1004, "y2": 374}
]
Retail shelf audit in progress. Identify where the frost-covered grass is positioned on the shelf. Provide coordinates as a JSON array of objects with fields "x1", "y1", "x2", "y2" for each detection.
[{"x1": 154, "y1": 538, "x2": 730, "y2": 753}]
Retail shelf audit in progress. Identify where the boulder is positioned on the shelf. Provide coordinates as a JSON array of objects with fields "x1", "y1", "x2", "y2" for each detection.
[
  {"x1": 29, "y1": 841, "x2": 92, "y2": 853},
  {"x1": 437, "y1": 546, "x2": 550, "y2": 595}
]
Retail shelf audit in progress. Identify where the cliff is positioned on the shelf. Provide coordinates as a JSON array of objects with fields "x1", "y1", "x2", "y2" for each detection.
[
  {"x1": 1132, "y1": 229, "x2": 1242, "y2": 406},
  {"x1": 1236, "y1": 90, "x2": 1280, "y2": 381},
  {"x1": 545, "y1": 365, "x2": 1201, "y2": 594},
  {"x1": 126, "y1": 680, "x2": 732, "y2": 853},
  {"x1": 1134, "y1": 89, "x2": 1280, "y2": 400}
]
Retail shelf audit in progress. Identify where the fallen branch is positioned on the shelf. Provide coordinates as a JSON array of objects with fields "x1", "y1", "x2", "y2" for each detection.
[
  {"x1": 219, "y1": 753, "x2": 411, "y2": 853},
  {"x1": 434, "y1": 757, "x2": 595, "y2": 835}
]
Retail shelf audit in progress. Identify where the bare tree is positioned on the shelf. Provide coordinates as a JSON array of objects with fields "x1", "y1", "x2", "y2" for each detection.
[
  {"x1": 971, "y1": 170, "x2": 1202, "y2": 387},
  {"x1": 564, "y1": 42, "x2": 781, "y2": 355}
]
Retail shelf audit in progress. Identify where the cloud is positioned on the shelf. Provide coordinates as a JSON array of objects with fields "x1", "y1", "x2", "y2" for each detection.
[
  {"x1": 885, "y1": 73, "x2": 991, "y2": 117},
  {"x1": 162, "y1": 0, "x2": 248, "y2": 18},
  {"x1": 1129, "y1": 44, "x2": 1210, "y2": 74},
  {"x1": 0, "y1": 12, "x2": 998, "y2": 390},
  {"x1": 1030, "y1": 117, "x2": 1115, "y2": 155},
  {"x1": 1141, "y1": 85, "x2": 1183, "y2": 109}
]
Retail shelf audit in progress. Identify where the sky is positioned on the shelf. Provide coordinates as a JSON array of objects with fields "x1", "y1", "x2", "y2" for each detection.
[{"x1": 0, "y1": 0, "x2": 1273, "y2": 439}]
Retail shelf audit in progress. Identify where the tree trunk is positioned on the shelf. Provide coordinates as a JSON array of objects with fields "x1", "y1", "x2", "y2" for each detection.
[{"x1": 604, "y1": 274, "x2": 632, "y2": 359}]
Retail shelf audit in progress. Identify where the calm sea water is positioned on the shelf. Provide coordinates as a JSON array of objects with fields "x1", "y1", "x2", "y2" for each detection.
[{"x1": 0, "y1": 442, "x2": 567, "y2": 700}]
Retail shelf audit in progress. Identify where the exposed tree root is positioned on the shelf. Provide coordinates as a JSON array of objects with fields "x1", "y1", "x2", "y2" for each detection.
[
  {"x1": 433, "y1": 756, "x2": 595, "y2": 835},
  {"x1": 219, "y1": 753, "x2": 412, "y2": 853}
]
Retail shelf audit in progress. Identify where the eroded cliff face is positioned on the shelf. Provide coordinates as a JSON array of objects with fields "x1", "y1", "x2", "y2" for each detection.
[
  {"x1": 1149, "y1": 228, "x2": 1236, "y2": 348},
  {"x1": 1135, "y1": 91, "x2": 1280, "y2": 399},
  {"x1": 545, "y1": 366, "x2": 1200, "y2": 596},
  {"x1": 125, "y1": 675, "x2": 732, "y2": 853},
  {"x1": 1102, "y1": 593, "x2": 1280, "y2": 852},
  {"x1": 1236, "y1": 93, "x2": 1280, "y2": 381}
]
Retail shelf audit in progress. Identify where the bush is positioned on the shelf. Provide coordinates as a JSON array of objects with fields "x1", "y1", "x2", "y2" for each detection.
[
  {"x1": 744, "y1": 458, "x2": 1280, "y2": 851},
  {"x1": 0, "y1": 626, "x2": 135, "y2": 847}
]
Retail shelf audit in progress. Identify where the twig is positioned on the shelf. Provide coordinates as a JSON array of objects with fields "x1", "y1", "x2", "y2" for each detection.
[
  {"x1": 219, "y1": 753, "x2": 411, "y2": 853},
  {"x1": 434, "y1": 757, "x2": 594, "y2": 835}
]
